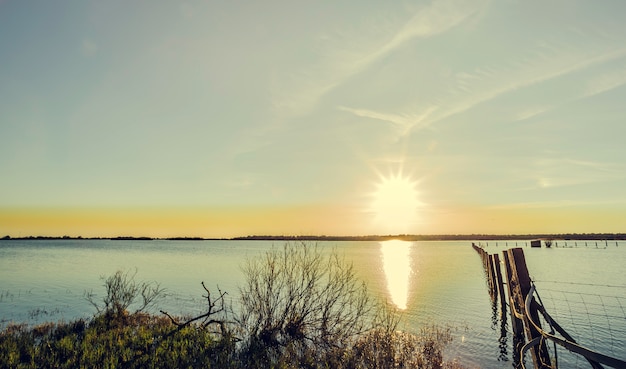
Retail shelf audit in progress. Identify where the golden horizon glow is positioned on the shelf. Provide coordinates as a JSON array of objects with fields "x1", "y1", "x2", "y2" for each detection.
[
  {"x1": 2, "y1": 203, "x2": 625, "y2": 239},
  {"x1": 381, "y1": 239, "x2": 413, "y2": 310},
  {"x1": 0, "y1": 204, "x2": 367, "y2": 239},
  {"x1": 369, "y1": 173, "x2": 421, "y2": 234}
]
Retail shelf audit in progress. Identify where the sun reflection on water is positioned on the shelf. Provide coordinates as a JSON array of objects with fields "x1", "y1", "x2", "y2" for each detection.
[{"x1": 380, "y1": 240, "x2": 413, "y2": 310}]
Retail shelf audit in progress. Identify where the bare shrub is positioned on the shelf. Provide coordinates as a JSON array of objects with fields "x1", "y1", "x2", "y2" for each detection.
[
  {"x1": 238, "y1": 242, "x2": 373, "y2": 366},
  {"x1": 85, "y1": 269, "x2": 165, "y2": 319}
]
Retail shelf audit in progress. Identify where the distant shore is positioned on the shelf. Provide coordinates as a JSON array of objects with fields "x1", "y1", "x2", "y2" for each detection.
[{"x1": 2, "y1": 233, "x2": 625, "y2": 241}]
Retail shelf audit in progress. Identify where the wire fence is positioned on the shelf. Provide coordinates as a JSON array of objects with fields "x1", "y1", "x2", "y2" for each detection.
[
  {"x1": 474, "y1": 244, "x2": 626, "y2": 369},
  {"x1": 522, "y1": 283, "x2": 626, "y2": 369},
  {"x1": 532, "y1": 280, "x2": 626, "y2": 367}
]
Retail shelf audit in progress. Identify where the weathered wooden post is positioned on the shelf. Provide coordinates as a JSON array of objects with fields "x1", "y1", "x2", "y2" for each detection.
[
  {"x1": 492, "y1": 253, "x2": 506, "y2": 319},
  {"x1": 505, "y1": 248, "x2": 551, "y2": 369},
  {"x1": 502, "y1": 249, "x2": 525, "y2": 366},
  {"x1": 488, "y1": 254, "x2": 497, "y2": 300},
  {"x1": 482, "y1": 248, "x2": 488, "y2": 271}
]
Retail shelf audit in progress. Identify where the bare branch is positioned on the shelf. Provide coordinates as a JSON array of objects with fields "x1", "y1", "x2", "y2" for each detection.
[{"x1": 160, "y1": 282, "x2": 233, "y2": 338}]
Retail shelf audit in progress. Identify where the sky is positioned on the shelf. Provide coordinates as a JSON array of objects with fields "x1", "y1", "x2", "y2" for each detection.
[{"x1": 1, "y1": 0, "x2": 625, "y2": 238}]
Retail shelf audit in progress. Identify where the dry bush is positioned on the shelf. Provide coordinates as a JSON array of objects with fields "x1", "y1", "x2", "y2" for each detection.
[
  {"x1": 85, "y1": 269, "x2": 165, "y2": 322},
  {"x1": 237, "y1": 242, "x2": 373, "y2": 366}
]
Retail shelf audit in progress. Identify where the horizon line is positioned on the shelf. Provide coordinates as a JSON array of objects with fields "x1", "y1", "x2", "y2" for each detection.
[{"x1": 3, "y1": 233, "x2": 626, "y2": 241}]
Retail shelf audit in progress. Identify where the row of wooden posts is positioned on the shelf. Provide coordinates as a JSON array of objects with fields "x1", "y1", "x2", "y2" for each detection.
[
  {"x1": 473, "y1": 244, "x2": 551, "y2": 369},
  {"x1": 473, "y1": 244, "x2": 626, "y2": 369}
]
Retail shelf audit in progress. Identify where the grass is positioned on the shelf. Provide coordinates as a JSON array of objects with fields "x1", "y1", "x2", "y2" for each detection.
[
  {"x1": 0, "y1": 315, "x2": 466, "y2": 369},
  {"x1": 0, "y1": 313, "x2": 236, "y2": 369}
]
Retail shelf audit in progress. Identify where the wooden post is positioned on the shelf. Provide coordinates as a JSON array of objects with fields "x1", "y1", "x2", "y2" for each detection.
[
  {"x1": 506, "y1": 248, "x2": 551, "y2": 369},
  {"x1": 492, "y1": 254, "x2": 506, "y2": 320},
  {"x1": 488, "y1": 254, "x2": 497, "y2": 300},
  {"x1": 482, "y1": 248, "x2": 488, "y2": 271},
  {"x1": 502, "y1": 249, "x2": 525, "y2": 361}
]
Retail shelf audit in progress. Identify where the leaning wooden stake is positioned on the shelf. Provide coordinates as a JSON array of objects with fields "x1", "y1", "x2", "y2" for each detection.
[
  {"x1": 502, "y1": 249, "x2": 525, "y2": 366},
  {"x1": 505, "y1": 248, "x2": 551, "y2": 369}
]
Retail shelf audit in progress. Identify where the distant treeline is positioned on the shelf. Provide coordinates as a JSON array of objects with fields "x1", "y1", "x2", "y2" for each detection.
[
  {"x1": 0, "y1": 235, "x2": 225, "y2": 241},
  {"x1": 232, "y1": 233, "x2": 626, "y2": 241},
  {"x1": 4, "y1": 233, "x2": 624, "y2": 241}
]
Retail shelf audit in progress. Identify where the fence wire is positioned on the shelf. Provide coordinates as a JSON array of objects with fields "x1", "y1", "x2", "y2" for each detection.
[{"x1": 530, "y1": 280, "x2": 626, "y2": 368}]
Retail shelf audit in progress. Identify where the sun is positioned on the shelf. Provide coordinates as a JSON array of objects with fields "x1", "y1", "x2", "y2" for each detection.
[{"x1": 369, "y1": 174, "x2": 421, "y2": 234}]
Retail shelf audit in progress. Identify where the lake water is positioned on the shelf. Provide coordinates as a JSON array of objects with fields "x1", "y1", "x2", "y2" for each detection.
[{"x1": 1, "y1": 239, "x2": 624, "y2": 368}]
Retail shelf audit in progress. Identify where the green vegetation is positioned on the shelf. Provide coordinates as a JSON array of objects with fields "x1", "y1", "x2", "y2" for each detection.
[
  {"x1": 0, "y1": 243, "x2": 468, "y2": 369},
  {"x1": 0, "y1": 315, "x2": 235, "y2": 369}
]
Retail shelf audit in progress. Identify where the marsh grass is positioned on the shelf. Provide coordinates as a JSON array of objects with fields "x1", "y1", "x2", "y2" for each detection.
[
  {"x1": 0, "y1": 318, "x2": 465, "y2": 369},
  {"x1": 0, "y1": 313, "x2": 236, "y2": 369}
]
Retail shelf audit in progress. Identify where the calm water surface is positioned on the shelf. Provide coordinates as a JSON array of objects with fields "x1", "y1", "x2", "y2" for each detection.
[{"x1": 1, "y1": 239, "x2": 624, "y2": 368}]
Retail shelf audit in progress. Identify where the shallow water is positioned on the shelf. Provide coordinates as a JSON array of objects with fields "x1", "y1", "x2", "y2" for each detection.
[{"x1": 1, "y1": 239, "x2": 624, "y2": 368}]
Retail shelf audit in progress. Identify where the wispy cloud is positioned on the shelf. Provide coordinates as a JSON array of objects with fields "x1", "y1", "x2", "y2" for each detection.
[
  {"x1": 529, "y1": 157, "x2": 626, "y2": 190},
  {"x1": 354, "y1": 0, "x2": 486, "y2": 69},
  {"x1": 582, "y1": 65, "x2": 626, "y2": 98},
  {"x1": 339, "y1": 44, "x2": 626, "y2": 137},
  {"x1": 336, "y1": 27, "x2": 626, "y2": 142},
  {"x1": 513, "y1": 106, "x2": 551, "y2": 122},
  {"x1": 270, "y1": 0, "x2": 488, "y2": 119},
  {"x1": 512, "y1": 59, "x2": 626, "y2": 122},
  {"x1": 337, "y1": 105, "x2": 437, "y2": 137},
  {"x1": 494, "y1": 155, "x2": 626, "y2": 198},
  {"x1": 422, "y1": 47, "x2": 626, "y2": 127}
]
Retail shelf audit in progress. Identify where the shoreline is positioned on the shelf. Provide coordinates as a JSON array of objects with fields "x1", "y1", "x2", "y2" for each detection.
[{"x1": 2, "y1": 233, "x2": 625, "y2": 241}]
